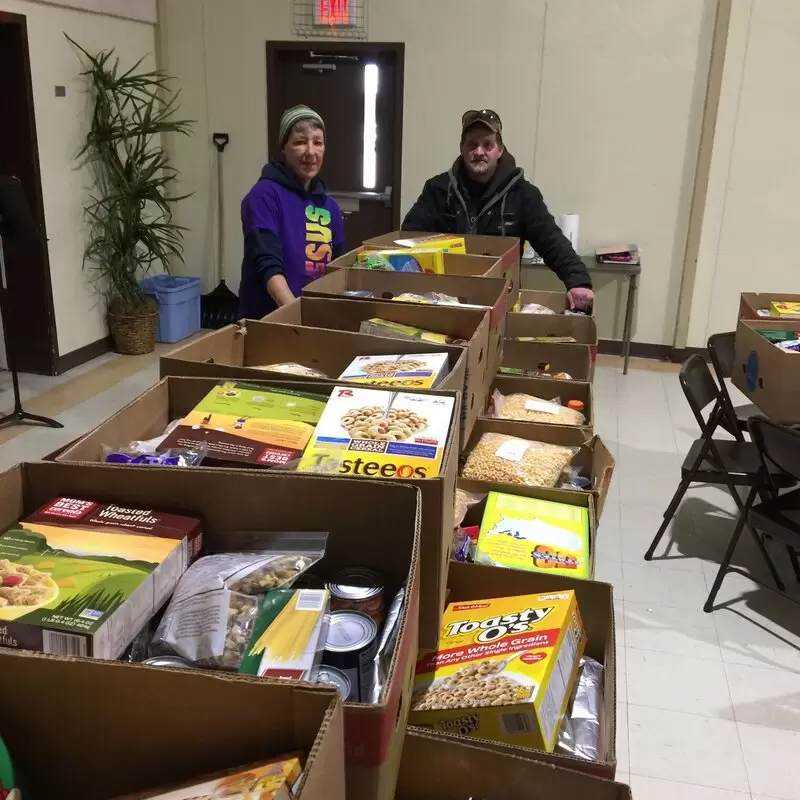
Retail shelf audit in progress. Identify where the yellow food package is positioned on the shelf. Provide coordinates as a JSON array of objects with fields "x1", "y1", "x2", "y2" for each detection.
[
  {"x1": 359, "y1": 318, "x2": 467, "y2": 346},
  {"x1": 410, "y1": 591, "x2": 586, "y2": 752},
  {"x1": 770, "y1": 301, "x2": 800, "y2": 318},
  {"x1": 298, "y1": 385, "x2": 455, "y2": 479},
  {"x1": 393, "y1": 234, "x2": 467, "y2": 254},
  {"x1": 475, "y1": 492, "x2": 591, "y2": 579}
]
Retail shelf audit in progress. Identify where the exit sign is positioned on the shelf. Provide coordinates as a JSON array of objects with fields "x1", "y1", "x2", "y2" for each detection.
[{"x1": 314, "y1": 0, "x2": 354, "y2": 27}]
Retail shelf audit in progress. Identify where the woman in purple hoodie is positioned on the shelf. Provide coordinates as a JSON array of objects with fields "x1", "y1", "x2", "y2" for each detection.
[{"x1": 239, "y1": 105, "x2": 345, "y2": 317}]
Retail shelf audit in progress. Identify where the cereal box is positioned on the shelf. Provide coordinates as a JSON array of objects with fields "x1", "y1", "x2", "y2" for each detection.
[
  {"x1": 338, "y1": 353, "x2": 450, "y2": 389},
  {"x1": 0, "y1": 497, "x2": 199, "y2": 659},
  {"x1": 297, "y1": 385, "x2": 455, "y2": 479},
  {"x1": 410, "y1": 591, "x2": 586, "y2": 751},
  {"x1": 161, "y1": 380, "x2": 327, "y2": 468},
  {"x1": 475, "y1": 492, "x2": 591, "y2": 579},
  {"x1": 393, "y1": 234, "x2": 467, "y2": 254}
]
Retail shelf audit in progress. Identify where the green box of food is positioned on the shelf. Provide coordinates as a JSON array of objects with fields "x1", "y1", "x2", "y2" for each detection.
[{"x1": 0, "y1": 496, "x2": 199, "y2": 659}]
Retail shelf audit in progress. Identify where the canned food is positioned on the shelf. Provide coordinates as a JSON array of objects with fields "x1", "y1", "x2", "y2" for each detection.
[
  {"x1": 316, "y1": 665, "x2": 352, "y2": 699},
  {"x1": 327, "y1": 567, "x2": 385, "y2": 625},
  {"x1": 142, "y1": 656, "x2": 195, "y2": 670},
  {"x1": 323, "y1": 611, "x2": 378, "y2": 702}
]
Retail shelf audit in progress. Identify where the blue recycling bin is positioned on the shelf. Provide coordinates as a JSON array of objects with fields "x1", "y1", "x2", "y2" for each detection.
[{"x1": 141, "y1": 275, "x2": 201, "y2": 343}]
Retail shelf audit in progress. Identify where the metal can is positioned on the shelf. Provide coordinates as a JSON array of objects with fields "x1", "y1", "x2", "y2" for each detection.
[
  {"x1": 323, "y1": 611, "x2": 378, "y2": 702},
  {"x1": 316, "y1": 665, "x2": 352, "y2": 700},
  {"x1": 142, "y1": 655, "x2": 195, "y2": 670},
  {"x1": 327, "y1": 567, "x2": 385, "y2": 625}
]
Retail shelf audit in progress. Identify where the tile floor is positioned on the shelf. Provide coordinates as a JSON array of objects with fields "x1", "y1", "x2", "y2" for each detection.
[{"x1": 3, "y1": 354, "x2": 800, "y2": 799}]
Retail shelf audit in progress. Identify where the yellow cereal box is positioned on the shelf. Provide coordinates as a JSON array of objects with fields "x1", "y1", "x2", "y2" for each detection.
[
  {"x1": 410, "y1": 591, "x2": 586, "y2": 751},
  {"x1": 338, "y1": 353, "x2": 450, "y2": 389}
]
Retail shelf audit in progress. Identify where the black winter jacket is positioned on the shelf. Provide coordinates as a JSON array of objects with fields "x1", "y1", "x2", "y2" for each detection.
[{"x1": 402, "y1": 154, "x2": 591, "y2": 289}]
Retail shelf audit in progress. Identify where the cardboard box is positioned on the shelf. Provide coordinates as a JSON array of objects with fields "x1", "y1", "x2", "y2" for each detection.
[
  {"x1": 506, "y1": 312, "x2": 599, "y2": 369},
  {"x1": 363, "y1": 231, "x2": 522, "y2": 295},
  {"x1": 739, "y1": 292, "x2": 800, "y2": 320},
  {"x1": 0, "y1": 460, "x2": 422, "y2": 800},
  {"x1": 54, "y1": 376, "x2": 458, "y2": 653},
  {"x1": 460, "y1": 418, "x2": 615, "y2": 521},
  {"x1": 486, "y1": 375, "x2": 594, "y2": 433},
  {"x1": 733, "y1": 318, "x2": 800, "y2": 423},
  {"x1": 455, "y1": 481, "x2": 597, "y2": 579},
  {"x1": 160, "y1": 320, "x2": 467, "y2": 396},
  {"x1": 259, "y1": 296, "x2": 489, "y2": 449},
  {"x1": 429, "y1": 560, "x2": 618, "y2": 780},
  {"x1": 303, "y1": 268, "x2": 510, "y2": 333},
  {"x1": 396, "y1": 731, "x2": 632, "y2": 800},
  {"x1": 500, "y1": 340, "x2": 592, "y2": 382},
  {"x1": 410, "y1": 589, "x2": 586, "y2": 752}
]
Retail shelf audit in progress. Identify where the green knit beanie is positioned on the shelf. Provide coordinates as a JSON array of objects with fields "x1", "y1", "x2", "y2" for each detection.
[{"x1": 279, "y1": 105, "x2": 325, "y2": 147}]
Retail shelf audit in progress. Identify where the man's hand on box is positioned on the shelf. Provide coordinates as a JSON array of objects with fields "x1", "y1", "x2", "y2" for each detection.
[{"x1": 567, "y1": 287, "x2": 594, "y2": 312}]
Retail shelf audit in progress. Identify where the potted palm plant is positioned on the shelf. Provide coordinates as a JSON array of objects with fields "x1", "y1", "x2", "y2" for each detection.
[{"x1": 70, "y1": 38, "x2": 192, "y2": 354}]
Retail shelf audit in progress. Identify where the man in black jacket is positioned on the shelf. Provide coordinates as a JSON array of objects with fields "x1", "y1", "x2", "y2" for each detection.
[{"x1": 402, "y1": 109, "x2": 594, "y2": 310}]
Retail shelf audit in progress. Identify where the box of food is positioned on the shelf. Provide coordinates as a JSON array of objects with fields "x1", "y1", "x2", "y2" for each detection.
[
  {"x1": 733, "y1": 318, "x2": 800, "y2": 423},
  {"x1": 160, "y1": 380, "x2": 327, "y2": 468},
  {"x1": 339, "y1": 353, "x2": 450, "y2": 389},
  {"x1": 500, "y1": 340, "x2": 592, "y2": 382},
  {"x1": 475, "y1": 492, "x2": 591, "y2": 579},
  {"x1": 120, "y1": 754, "x2": 304, "y2": 799},
  {"x1": 0, "y1": 498, "x2": 198, "y2": 659},
  {"x1": 410, "y1": 590, "x2": 585, "y2": 752},
  {"x1": 299, "y1": 385, "x2": 455, "y2": 480},
  {"x1": 355, "y1": 248, "x2": 445, "y2": 274}
]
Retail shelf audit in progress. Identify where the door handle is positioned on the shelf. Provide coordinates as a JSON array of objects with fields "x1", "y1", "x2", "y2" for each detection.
[{"x1": 330, "y1": 186, "x2": 393, "y2": 208}]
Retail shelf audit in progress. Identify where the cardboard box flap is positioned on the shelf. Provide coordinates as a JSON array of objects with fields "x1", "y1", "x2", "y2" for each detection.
[
  {"x1": 0, "y1": 645, "x2": 342, "y2": 800},
  {"x1": 397, "y1": 731, "x2": 631, "y2": 800}
]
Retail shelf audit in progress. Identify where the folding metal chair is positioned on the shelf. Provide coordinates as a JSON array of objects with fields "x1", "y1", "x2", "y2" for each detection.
[
  {"x1": 643, "y1": 356, "x2": 790, "y2": 596},
  {"x1": 704, "y1": 417, "x2": 800, "y2": 611},
  {"x1": 707, "y1": 331, "x2": 761, "y2": 440}
]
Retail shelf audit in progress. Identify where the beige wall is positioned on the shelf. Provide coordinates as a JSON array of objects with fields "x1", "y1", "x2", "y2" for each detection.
[
  {"x1": 159, "y1": 0, "x2": 716, "y2": 346},
  {"x1": 1, "y1": 0, "x2": 157, "y2": 356},
  {"x1": 687, "y1": 0, "x2": 800, "y2": 348}
]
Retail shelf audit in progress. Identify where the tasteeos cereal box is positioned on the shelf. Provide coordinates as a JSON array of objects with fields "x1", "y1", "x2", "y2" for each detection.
[
  {"x1": 161, "y1": 380, "x2": 327, "y2": 468},
  {"x1": 410, "y1": 591, "x2": 585, "y2": 752},
  {"x1": 339, "y1": 353, "x2": 450, "y2": 389},
  {"x1": 119, "y1": 753, "x2": 303, "y2": 799},
  {"x1": 475, "y1": 493, "x2": 590, "y2": 579},
  {"x1": 298, "y1": 385, "x2": 455, "y2": 479},
  {"x1": 0, "y1": 497, "x2": 198, "y2": 659}
]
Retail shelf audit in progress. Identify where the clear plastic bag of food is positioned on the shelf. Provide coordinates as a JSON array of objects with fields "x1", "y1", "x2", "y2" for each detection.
[
  {"x1": 519, "y1": 302, "x2": 557, "y2": 315},
  {"x1": 394, "y1": 292, "x2": 462, "y2": 306},
  {"x1": 152, "y1": 532, "x2": 327, "y2": 669},
  {"x1": 454, "y1": 489, "x2": 485, "y2": 528},
  {"x1": 491, "y1": 389, "x2": 585, "y2": 426},
  {"x1": 557, "y1": 656, "x2": 605, "y2": 761},
  {"x1": 461, "y1": 432, "x2": 580, "y2": 488},
  {"x1": 251, "y1": 362, "x2": 329, "y2": 379}
]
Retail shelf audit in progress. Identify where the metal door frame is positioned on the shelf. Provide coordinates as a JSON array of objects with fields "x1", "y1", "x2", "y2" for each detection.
[{"x1": 266, "y1": 40, "x2": 405, "y2": 230}]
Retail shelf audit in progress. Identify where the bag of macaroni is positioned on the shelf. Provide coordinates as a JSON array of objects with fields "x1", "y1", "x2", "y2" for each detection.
[
  {"x1": 297, "y1": 386, "x2": 456, "y2": 479},
  {"x1": 409, "y1": 590, "x2": 586, "y2": 752}
]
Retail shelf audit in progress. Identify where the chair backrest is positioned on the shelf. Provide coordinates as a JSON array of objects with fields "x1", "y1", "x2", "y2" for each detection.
[
  {"x1": 679, "y1": 354, "x2": 726, "y2": 436},
  {"x1": 708, "y1": 331, "x2": 736, "y2": 380},
  {"x1": 749, "y1": 416, "x2": 800, "y2": 484}
]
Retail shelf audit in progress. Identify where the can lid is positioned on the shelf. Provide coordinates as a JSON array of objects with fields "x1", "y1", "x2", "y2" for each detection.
[
  {"x1": 568, "y1": 400, "x2": 585, "y2": 412},
  {"x1": 328, "y1": 568, "x2": 384, "y2": 600},
  {"x1": 325, "y1": 611, "x2": 377, "y2": 651},
  {"x1": 317, "y1": 666, "x2": 351, "y2": 697},
  {"x1": 143, "y1": 656, "x2": 194, "y2": 669}
]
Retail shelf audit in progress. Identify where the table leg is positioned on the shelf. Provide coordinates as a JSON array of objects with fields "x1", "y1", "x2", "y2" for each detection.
[{"x1": 621, "y1": 274, "x2": 638, "y2": 375}]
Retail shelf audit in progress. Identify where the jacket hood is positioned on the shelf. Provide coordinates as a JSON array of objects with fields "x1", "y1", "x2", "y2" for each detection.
[
  {"x1": 451, "y1": 151, "x2": 521, "y2": 200},
  {"x1": 259, "y1": 158, "x2": 329, "y2": 198}
]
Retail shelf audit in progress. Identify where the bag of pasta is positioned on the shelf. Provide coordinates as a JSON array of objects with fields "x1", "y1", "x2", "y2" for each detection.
[
  {"x1": 491, "y1": 389, "x2": 585, "y2": 426},
  {"x1": 152, "y1": 532, "x2": 327, "y2": 670},
  {"x1": 454, "y1": 488, "x2": 485, "y2": 528},
  {"x1": 461, "y1": 432, "x2": 580, "y2": 488}
]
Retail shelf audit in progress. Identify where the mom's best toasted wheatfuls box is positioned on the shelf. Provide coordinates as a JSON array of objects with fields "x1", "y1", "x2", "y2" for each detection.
[{"x1": 410, "y1": 590, "x2": 585, "y2": 752}]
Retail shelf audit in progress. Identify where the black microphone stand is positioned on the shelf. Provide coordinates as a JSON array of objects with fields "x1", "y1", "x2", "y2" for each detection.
[{"x1": 0, "y1": 175, "x2": 62, "y2": 430}]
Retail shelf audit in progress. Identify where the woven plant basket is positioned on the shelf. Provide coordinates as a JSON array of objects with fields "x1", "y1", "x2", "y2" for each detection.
[{"x1": 108, "y1": 306, "x2": 158, "y2": 355}]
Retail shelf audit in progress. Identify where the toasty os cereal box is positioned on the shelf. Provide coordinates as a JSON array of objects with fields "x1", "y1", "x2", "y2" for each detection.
[
  {"x1": 297, "y1": 385, "x2": 455, "y2": 479},
  {"x1": 410, "y1": 591, "x2": 586, "y2": 752}
]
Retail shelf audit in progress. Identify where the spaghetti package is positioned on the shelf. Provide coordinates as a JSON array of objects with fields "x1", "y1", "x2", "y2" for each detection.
[
  {"x1": 152, "y1": 533, "x2": 327, "y2": 670},
  {"x1": 251, "y1": 362, "x2": 330, "y2": 379},
  {"x1": 239, "y1": 589, "x2": 329, "y2": 681}
]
